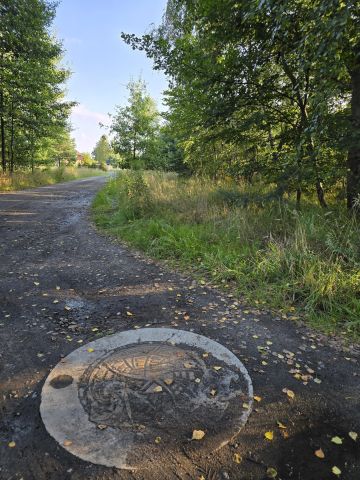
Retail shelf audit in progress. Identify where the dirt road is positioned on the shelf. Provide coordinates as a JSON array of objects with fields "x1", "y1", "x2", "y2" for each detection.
[{"x1": 0, "y1": 177, "x2": 359, "y2": 480}]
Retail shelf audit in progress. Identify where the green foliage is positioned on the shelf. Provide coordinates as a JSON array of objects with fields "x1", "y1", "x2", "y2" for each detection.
[
  {"x1": 0, "y1": 0, "x2": 75, "y2": 173},
  {"x1": 110, "y1": 80, "x2": 160, "y2": 169},
  {"x1": 93, "y1": 171, "x2": 360, "y2": 338},
  {"x1": 121, "y1": 0, "x2": 360, "y2": 210},
  {"x1": 92, "y1": 135, "x2": 112, "y2": 166}
]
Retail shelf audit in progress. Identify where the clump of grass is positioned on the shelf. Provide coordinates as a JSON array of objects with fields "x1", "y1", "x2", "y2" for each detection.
[
  {"x1": 93, "y1": 170, "x2": 360, "y2": 339},
  {"x1": 0, "y1": 166, "x2": 106, "y2": 192}
]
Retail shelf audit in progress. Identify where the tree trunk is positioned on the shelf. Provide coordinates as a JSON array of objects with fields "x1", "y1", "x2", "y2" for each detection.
[
  {"x1": 347, "y1": 56, "x2": 360, "y2": 210},
  {"x1": 9, "y1": 101, "x2": 14, "y2": 173},
  {"x1": 316, "y1": 178, "x2": 327, "y2": 208},
  {"x1": 296, "y1": 188, "x2": 302, "y2": 209},
  {"x1": 0, "y1": 91, "x2": 6, "y2": 173}
]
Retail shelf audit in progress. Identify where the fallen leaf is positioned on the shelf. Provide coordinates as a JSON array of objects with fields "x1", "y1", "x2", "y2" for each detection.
[
  {"x1": 331, "y1": 436, "x2": 343, "y2": 445},
  {"x1": 213, "y1": 366, "x2": 222, "y2": 371},
  {"x1": 155, "y1": 436, "x2": 161, "y2": 444},
  {"x1": 210, "y1": 389, "x2": 217, "y2": 396},
  {"x1": 164, "y1": 378, "x2": 173, "y2": 385},
  {"x1": 266, "y1": 467, "x2": 278, "y2": 478},
  {"x1": 277, "y1": 421, "x2": 287, "y2": 429},
  {"x1": 233, "y1": 453, "x2": 242, "y2": 464},
  {"x1": 254, "y1": 395, "x2": 262, "y2": 402},
  {"x1": 153, "y1": 386, "x2": 163, "y2": 393},
  {"x1": 202, "y1": 353, "x2": 209, "y2": 358},
  {"x1": 315, "y1": 448, "x2": 325, "y2": 459},
  {"x1": 91, "y1": 327, "x2": 99, "y2": 332},
  {"x1": 192, "y1": 430, "x2": 205, "y2": 440},
  {"x1": 195, "y1": 378, "x2": 201, "y2": 383},
  {"x1": 64, "y1": 306, "x2": 71, "y2": 311},
  {"x1": 63, "y1": 440, "x2": 73, "y2": 446},
  {"x1": 264, "y1": 431, "x2": 274, "y2": 441},
  {"x1": 349, "y1": 431, "x2": 358, "y2": 441},
  {"x1": 282, "y1": 388, "x2": 295, "y2": 399},
  {"x1": 126, "y1": 311, "x2": 133, "y2": 316},
  {"x1": 184, "y1": 362, "x2": 194, "y2": 369},
  {"x1": 87, "y1": 348, "x2": 94, "y2": 353},
  {"x1": 242, "y1": 402, "x2": 250, "y2": 410},
  {"x1": 56, "y1": 286, "x2": 60, "y2": 290},
  {"x1": 8, "y1": 441, "x2": 16, "y2": 448},
  {"x1": 97, "y1": 424, "x2": 107, "y2": 430},
  {"x1": 332, "y1": 466, "x2": 341, "y2": 476},
  {"x1": 34, "y1": 282, "x2": 40, "y2": 286}
]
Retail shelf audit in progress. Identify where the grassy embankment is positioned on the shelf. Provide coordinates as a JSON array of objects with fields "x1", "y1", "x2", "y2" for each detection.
[
  {"x1": 0, "y1": 166, "x2": 106, "y2": 192},
  {"x1": 93, "y1": 171, "x2": 360, "y2": 339}
]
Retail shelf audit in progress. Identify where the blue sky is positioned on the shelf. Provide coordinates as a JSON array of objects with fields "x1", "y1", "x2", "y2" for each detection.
[{"x1": 54, "y1": 0, "x2": 168, "y2": 152}]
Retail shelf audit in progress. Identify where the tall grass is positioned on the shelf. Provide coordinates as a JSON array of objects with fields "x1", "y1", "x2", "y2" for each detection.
[
  {"x1": 0, "y1": 166, "x2": 106, "y2": 192},
  {"x1": 93, "y1": 171, "x2": 360, "y2": 338}
]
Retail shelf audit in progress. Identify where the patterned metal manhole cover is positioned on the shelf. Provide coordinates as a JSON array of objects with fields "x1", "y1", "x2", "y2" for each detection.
[{"x1": 41, "y1": 328, "x2": 253, "y2": 469}]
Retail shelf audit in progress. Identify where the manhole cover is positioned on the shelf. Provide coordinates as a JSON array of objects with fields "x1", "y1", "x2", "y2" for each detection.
[{"x1": 41, "y1": 328, "x2": 253, "y2": 469}]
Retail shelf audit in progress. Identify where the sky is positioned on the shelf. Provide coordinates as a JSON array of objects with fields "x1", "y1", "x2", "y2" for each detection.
[{"x1": 54, "y1": 0, "x2": 168, "y2": 153}]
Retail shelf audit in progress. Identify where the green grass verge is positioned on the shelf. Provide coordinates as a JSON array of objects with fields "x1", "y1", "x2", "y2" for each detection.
[
  {"x1": 92, "y1": 170, "x2": 360, "y2": 340},
  {"x1": 0, "y1": 166, "x2": 107, "y2": 192}
]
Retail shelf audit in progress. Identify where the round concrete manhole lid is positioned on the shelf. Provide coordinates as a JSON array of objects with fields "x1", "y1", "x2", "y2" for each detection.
[{"x1": 41, "y1": 328, "x2": 253, "y2": 469}]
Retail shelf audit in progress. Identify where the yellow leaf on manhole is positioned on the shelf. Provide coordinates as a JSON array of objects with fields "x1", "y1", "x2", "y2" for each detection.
[
  {"x1": 8, "y1": 441, "x2": 16, "y2": 448},
  {"x1": 192, "y1": 430, "x2": 205, "y2": 440},
  {"x1": 63, "y1": 440, "x2": 73, "y2": 446},
  {"x1": 331, "y1": 436, "x2": 343, "y2": 445},
  {"x1": 184, "y1": 362, "x2": 194, "y2": 369},
  {"x1": 315, "y1": 448, "x2": 325, "y2": 459},
  {"x1": 266, "y1": 467, "x2": 278, "y2": 478},
  {"x1": 332, "y1": 466, "x2": 341, "y2": 476},
  {"x1": 233, "y1": 453, "x2": 242, "y2": 464},
  {"x1": 349, "y1": 431, "x2": 358, "y2": 441},
  {"x1": 153, "y1": 385, "x2": 163, "y2": 393},
  {"x1": 264, "y1": 431, "x2": 274, "y2": 441}
]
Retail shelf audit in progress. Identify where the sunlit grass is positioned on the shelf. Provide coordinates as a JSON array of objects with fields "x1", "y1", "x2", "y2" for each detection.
[
  {"x1": 93, "y1": 170, "x2": 360, "y2": 339},
  {"x1": 0, "y1": 166, "x2": 106, "y2": 192}
]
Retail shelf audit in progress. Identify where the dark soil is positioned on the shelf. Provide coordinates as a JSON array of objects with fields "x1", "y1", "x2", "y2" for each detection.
[{"x1": 0, "y1": 176, "x2": 359, "y2": 480}]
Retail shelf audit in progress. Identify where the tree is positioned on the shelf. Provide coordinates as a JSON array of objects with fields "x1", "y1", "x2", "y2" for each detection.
[
  {"x1": 110, "y1": 80, "x2": 159, "y2": 168},
  {"x1": 92, "y1": 135, "x2": 112, "y2": 167},
  {"x1": 0, "y1": 0, "x2": 74, "y2": 172},
  {"x1": 122, "y1": 0, "x2": 357, "y2": 208}
]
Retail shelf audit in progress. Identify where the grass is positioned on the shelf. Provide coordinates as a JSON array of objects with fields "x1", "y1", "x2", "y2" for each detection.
[
  {"x1": 92, "y1": 170, "x2": 360, "y2": 339},
  {"x1": 0, "y1": 166, "x2": 106, "y2": 192}
]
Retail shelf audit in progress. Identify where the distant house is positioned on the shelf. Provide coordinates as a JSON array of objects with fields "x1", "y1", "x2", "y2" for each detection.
[{"x1": 75, "y1": 152, "x2": 84, "y2": 166}]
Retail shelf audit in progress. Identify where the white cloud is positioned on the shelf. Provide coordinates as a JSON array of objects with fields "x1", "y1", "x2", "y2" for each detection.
[{"x1": 72, "y1": 104, "x2": 110, "y2": 125}]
